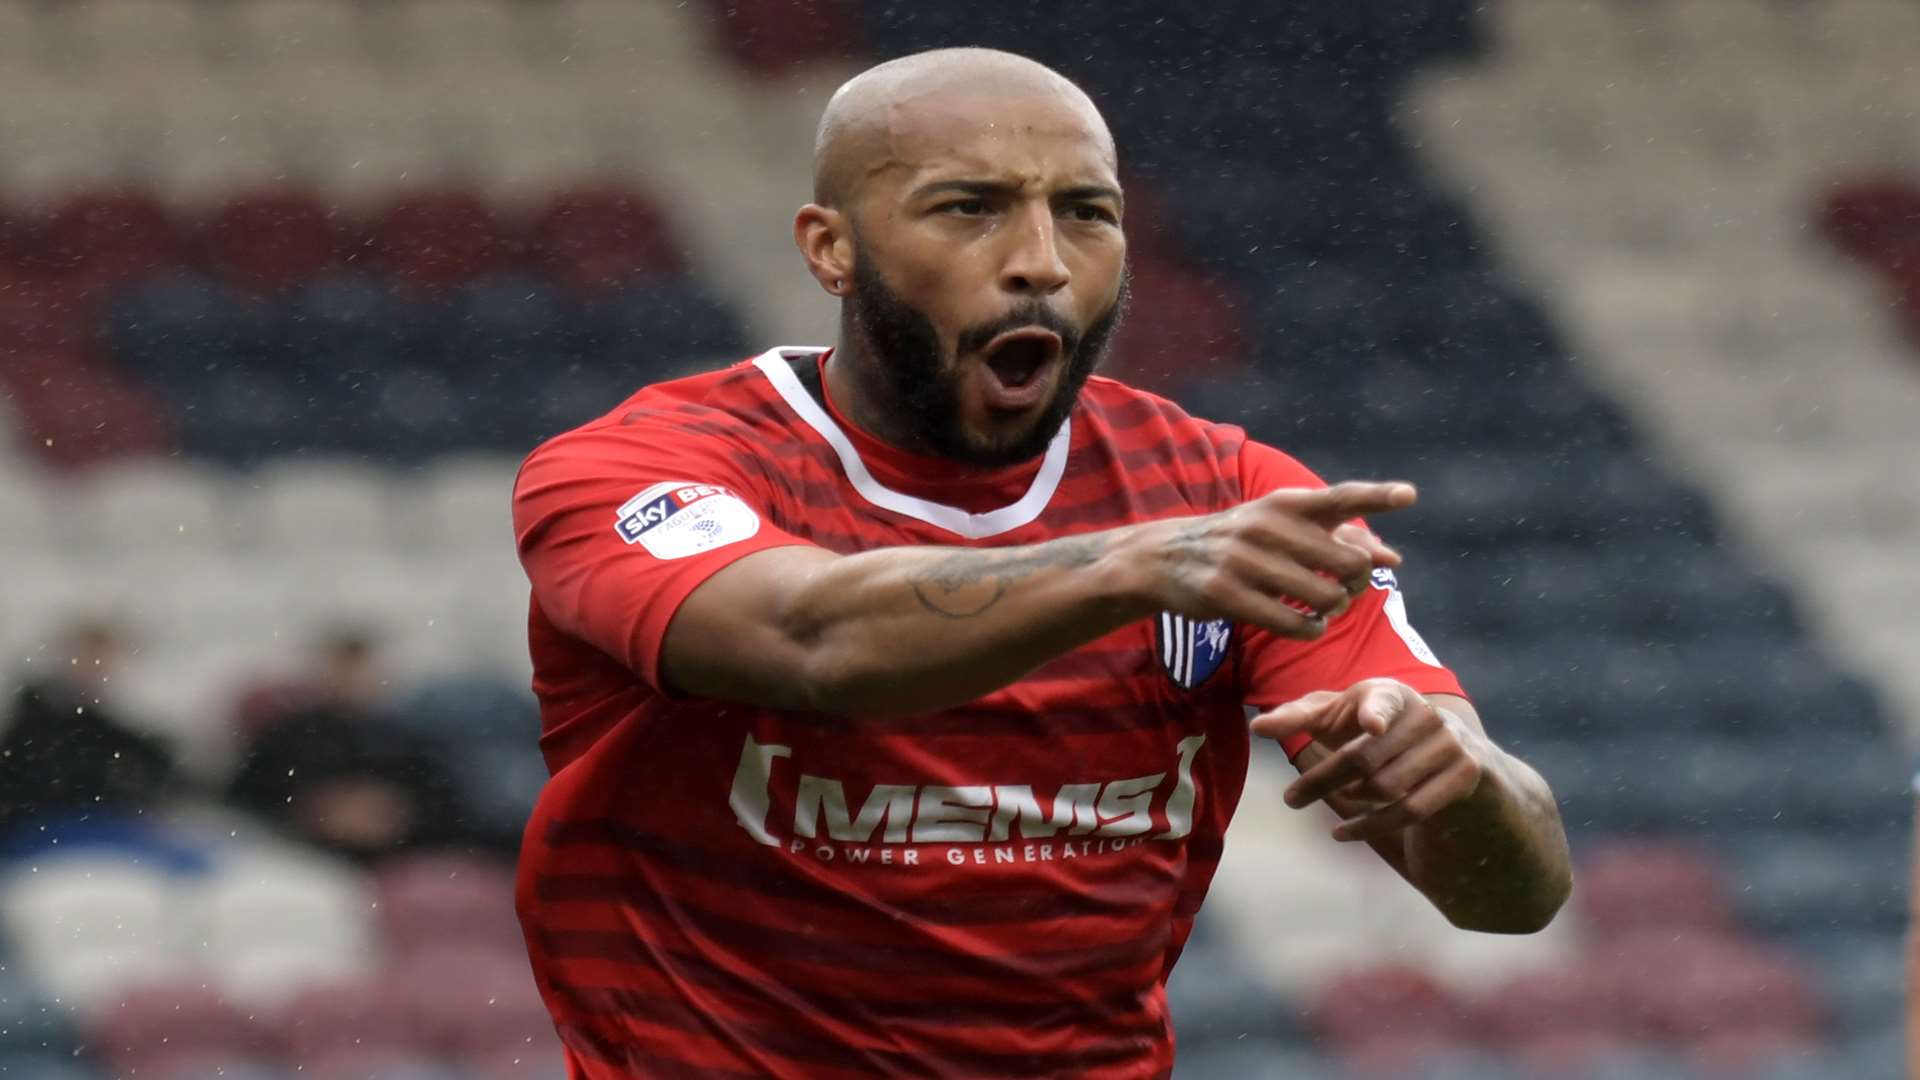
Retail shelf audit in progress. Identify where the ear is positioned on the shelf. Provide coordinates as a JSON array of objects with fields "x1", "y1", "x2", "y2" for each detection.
[{"x1": 795, "y1": 204, "x2": 854, "y2": 298}]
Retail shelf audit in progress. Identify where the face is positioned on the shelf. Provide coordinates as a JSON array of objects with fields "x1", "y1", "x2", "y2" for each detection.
[{"x1": 838, "y1": 86, "x2": 1129, "y2": 466}]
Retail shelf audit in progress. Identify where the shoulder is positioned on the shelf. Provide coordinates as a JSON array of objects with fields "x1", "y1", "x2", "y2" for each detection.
[
  {"x1": 521, "y1": 358, "x2": 784, "y2": 472},
  {"x1": 1074, "y1": 376, "x2": 1321, "y2": 494}
]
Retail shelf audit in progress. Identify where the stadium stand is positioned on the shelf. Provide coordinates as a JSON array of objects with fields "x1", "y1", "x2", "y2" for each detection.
[{"x1": 0, "y1": 1, "x2": 1910, "y2": 1078}]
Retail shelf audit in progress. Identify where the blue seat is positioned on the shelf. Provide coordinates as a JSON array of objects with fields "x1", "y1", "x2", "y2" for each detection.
[
  {"x1": 0, "y1": 1055, "x2": 101, "y2": 1079},
  {"x1": 283, "y1": 273, "x2": 416, "y2": 367},
  {"x1": 434, "y1": 274, "x2": 582, "y2": 370},
  {"x1": 0, "y1": 975, "x2": 80, "y2": 1059},
  {"x1": 396, "y1": 677, "x2": 539, "y2": 746},
  {"x1": 1171, "y1": 1041, "x2": 1336, "y2": 1080},
  {"x1": 104, "y1": 271, "x2": 279, "y2": 390},
  {"x1": 1165, "y1": 935, "x2": 1302, "y2": 1052},
  {"x1": 577, "y1": 281, "x2": 747, "y2": 368},
  {"x1": 1790, "y1": 930, "x2": 1904, "y2": 1038},
  {"x1": 1577, "y1": 1049, "x2": 1704, "y2": 1080},
  {"x1": 1729, "y1": 830, "x2": 1907, "y2": 936},
  {"x1": 449, "y1": 742, "x2": 550, "y2": 841}
]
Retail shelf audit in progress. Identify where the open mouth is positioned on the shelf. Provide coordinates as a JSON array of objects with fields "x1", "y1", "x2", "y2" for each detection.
[{"x1": 981, "y1": 329, "x2": 1064, "y2": 391}]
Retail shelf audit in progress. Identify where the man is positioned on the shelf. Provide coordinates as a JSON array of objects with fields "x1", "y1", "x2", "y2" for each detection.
[{"x1": 512, "y1": 47, "x2": 1570, "y2": 1079}]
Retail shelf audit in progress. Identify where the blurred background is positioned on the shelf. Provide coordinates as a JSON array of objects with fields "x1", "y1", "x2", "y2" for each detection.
[{"x1": 0, "y1": 1, "x2": 1914, "y2": 1078}]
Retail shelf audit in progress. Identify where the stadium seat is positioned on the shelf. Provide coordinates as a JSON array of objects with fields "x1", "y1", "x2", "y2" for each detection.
[
  {"x1": 2, "y1": 855, "x2": 178, "y2": 969},
  {"x1": 1170, "y1": 1041, "x2": 1339, "y2": 1080},
  {"x1": 90, "y1": 983, "x2": 277, "y2": 1073},
  {"x1": 389, "y1": 454, "x2": 519, "y2": 551},
  {"x1": 395, "y1": 675, "x2": 538, "y2": 746},
  {"x1": 189, "y1": 847, "x2": 377, "y2": 961},
  {"x1": 389, "y1": 945, "x2": 546, "y2": 1060},
  {"x1": 368, "y1": 191, "x2": 520, "y2": 293},
  {"x1": 198, "y1": 189, "x2": 348, "y2": 294},
  {"x1": 241, "y1": 460, "x2": 396, "y2": 551},
  {"x1": 373, "y1": 854, "x2": 522, "y2": 958},
  {"x1": 277, "y1": 979, "x2": 425, "y2": 1064},
  {"x1": 528, "y1": 186, "x2": 682, "y2": 292},
  {"x1": 0, "y1": 1055, "x2": 102, "y2": 1080},
  {"x1": 64, "y1": 458, "x2": 235, "y2": 553},
  {"x1": 37, "y1": 189, "x2": 187, "y2": 288},
  {"x1": 0, "y1": 972, "x2": 81, "y2": 1058},
  {"x1": 1305, "y1": 964, "x2": 1469, "y2": 1051},
  {"x1": 0, "y1": 465, "x2": 59, "y2": 550},
  {"x1": 1574, "y1": 839, "x2": 1736, "y2": 939}
]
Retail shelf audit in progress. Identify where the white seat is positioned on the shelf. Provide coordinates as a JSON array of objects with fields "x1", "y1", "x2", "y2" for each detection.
[
  {"x1": 210, "y1": 941, "x2": 375, "y2": 1009},
  {"x1": 4, "y1": 857, "x2": 181, "y2": 970},
  {"x1": 191, "y1": 848, "x2": 375, "y2": 961},
  {"x1": 391, "y1": 453, "x2": 520, "y2": 551},
  {"x1": 241, "y1": 459, "x2": 395, "y2": 551},
  {"x1": 385, "y1": 0, "x2": 526, "y2": 66},
  {"x1": 235, "y1": 0, "x2": 366, "y2": 66},
  {"x1": 63, "y1": 459, "x2": 238, "y2": 554},
  {"x1": 56, "y1": 0, "x2": 205, "y2": 61},
  {"x1": 0, "y1": 466, "x2": 60, "y2": 551}
]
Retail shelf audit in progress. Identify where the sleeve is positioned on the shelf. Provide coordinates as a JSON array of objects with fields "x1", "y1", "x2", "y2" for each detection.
[
  {"x1": 1233, "y1": 440, "x2": 1467, "y2": 758},
  {"x1": 512, "y1": 420, "x2": 817, "y2": 691}
]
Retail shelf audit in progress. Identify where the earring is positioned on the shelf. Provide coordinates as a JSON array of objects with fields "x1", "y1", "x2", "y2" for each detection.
[{"x1": 834, "y1": 279, "x2": 845, "y2": 291}]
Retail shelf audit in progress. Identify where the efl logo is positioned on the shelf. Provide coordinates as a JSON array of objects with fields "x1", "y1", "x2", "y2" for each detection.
[
  {"x1": 1156, "y1": 613, "x2": 1231, "y2": 689},
  {"x1": 615, "y1": 481, "x2": 760, "y2": 560}
]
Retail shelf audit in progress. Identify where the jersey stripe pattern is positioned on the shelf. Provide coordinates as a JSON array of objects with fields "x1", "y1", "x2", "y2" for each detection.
[{"x1": 510, "y1": 347, "x2": 1464, "y2": 1079}]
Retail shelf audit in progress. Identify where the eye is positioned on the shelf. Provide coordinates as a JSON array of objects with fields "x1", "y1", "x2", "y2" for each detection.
[
  {"x1": 940, "y1": 198, "x2": 990, "y2": 216},
  {"x1": 1066, "y1": 203, "x2": 1117, "y2": 224}
]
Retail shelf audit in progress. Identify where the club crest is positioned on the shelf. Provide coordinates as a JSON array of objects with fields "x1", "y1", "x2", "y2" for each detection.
[{"x1": 1156, "y1": 613, "x2": 1232, "y2": 689}]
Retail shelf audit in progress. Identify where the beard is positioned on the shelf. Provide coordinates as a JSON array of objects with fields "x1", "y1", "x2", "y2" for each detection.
[{"x1": 846, "y1": 246, "x2": 1127, "y2": 468}]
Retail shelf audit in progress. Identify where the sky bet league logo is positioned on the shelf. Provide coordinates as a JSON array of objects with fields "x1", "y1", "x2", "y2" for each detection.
[{"x1": 616, "y1": 481, "x2": 761, "y2": 560}]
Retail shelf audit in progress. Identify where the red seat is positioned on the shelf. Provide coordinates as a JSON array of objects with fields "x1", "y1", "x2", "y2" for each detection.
[
  {"x1": 0, "y1": 349, "x2": 173, "y2": 466},
  {"x1": 368, "y1": 190, "x2": 520, "y2": 291},
  {"x1": 91, "y1": 983, "x2": 277, "y2": 1072},
  {"x1": 38, "y1": 190, "x2": 189, "y2": 288},
  {"x1": 1819, "y1": 178, "x2": 1920, "y2": 273},
  {"x1": 0, "y1": 273, "x2": 95, "y2": 355},
  {"x1": 277, "y1": 979, "x2": 423, "y2": 1063},
  {"x1": 1306, "y1": 964, "x2": 1469, "y2": 1051},
  {"x1": 374, "y1": 852, "x2": 522, "y2": 956},
  {"x1": 707, "y1": 0, "x2": 850, "y2": 78},
  {"x1": 390, "y1": 945, "x2": 548, "y2": 1060},
  {"x1": 1477, "y1": 966, "x2": 1629, "y2": 1050},
  {"x1": 199, "y1": 189, "x2": 348, "y2": 293},
  {"x1": 530, "y1": 185, "x2": 681, "y2": 292},
  {"x1": 1103, "y1": 254, "x2": 1247, "y2": 391},
  {"x1": 1576, "y1": 838, "x2": 1735, "y2": 939}
]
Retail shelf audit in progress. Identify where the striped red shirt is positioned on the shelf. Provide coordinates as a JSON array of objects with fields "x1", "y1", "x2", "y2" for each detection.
[{"x1": 511, "y1": 347, "x2": 1464, "y2": 1079}]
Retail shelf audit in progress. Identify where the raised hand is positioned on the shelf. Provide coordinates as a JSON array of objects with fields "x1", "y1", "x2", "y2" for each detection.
[
  {"x1": 1136, "y1": 481, "x2": 1416, "y2": 640},
  {"x1": 1250, "y1": 678, "x2": 1488, "y2": 842}
]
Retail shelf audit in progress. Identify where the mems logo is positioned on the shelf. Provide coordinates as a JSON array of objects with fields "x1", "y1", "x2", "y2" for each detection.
[
  {"x1": 728, "y1": 734, "x2": 1209, "y2": 869},
  {"x1": 615, "y1": 481, "x2": 760, "y2": 560}
]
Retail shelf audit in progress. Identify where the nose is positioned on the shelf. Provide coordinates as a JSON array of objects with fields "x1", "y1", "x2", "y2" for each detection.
[{"x1": 999, "y1": 203, "x2": 1071, "y2": 297}]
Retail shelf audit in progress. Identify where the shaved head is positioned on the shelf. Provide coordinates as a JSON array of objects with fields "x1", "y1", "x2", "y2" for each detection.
[
  {"x1": 812, "y1": 48, "x2": 1116, "y2": 209},
  {"x1": 794, "y1": 47, "x2": 1128, "y2": 468}
]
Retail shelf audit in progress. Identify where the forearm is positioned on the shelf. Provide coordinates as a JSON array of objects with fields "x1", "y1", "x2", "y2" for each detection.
[
  {"x1": 773, "y1": 528, "x2": 1157, "y2": 713},
  {"x1": 1397, "y1": 741, "x2": 1571, "y2": 934}
]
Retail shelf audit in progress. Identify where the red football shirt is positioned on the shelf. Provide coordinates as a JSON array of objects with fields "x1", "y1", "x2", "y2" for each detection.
[{"x1": 511, "y1": 347, "x2": 1464, "y2": 1079}]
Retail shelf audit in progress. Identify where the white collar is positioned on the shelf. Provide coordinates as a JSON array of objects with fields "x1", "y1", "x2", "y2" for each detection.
[{"x1": 751, "y1": 347, "x2": 1070, "y2": 540}]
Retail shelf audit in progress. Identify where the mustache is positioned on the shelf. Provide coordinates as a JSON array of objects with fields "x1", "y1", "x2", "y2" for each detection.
[{"x1": 954, "y1": 303, "x2": 1081, "y2": 358}]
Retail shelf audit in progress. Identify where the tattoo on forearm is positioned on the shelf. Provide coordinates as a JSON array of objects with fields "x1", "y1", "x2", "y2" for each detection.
[{"x1": 909, "y1": 536, "x2": 1107, "y2": 618}]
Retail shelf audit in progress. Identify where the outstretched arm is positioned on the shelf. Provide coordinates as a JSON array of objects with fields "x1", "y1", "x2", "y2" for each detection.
[
  {"x1": 1256, "y1": 682, "x2": 1572, "y2": 934},
  {"x1": 662, "y1": 483, "x2": 1417, "y2": 714}
]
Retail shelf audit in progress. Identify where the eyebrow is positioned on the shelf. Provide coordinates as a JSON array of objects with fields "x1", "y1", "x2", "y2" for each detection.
[{"x1": 911, "y1": 179, "x2": 1124, "y2": 204}]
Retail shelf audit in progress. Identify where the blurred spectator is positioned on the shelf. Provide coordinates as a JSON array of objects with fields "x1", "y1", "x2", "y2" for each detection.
[
  {"x1": 226, "y1": 639, "x2": 469, "y2": 861},
  {"x1": 233, "y1": 626, "x2": 387, "y2": 735},
  {"x1": 227, "y1": 700, "x2": 469, "y2": 862},
  {"x1": 0, "y1": 622, "x2": 176, "y2": 832}
]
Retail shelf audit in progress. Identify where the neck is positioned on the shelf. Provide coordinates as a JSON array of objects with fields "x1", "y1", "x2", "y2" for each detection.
[{"x1": 825, "y1": 313, "x2": 939, "y2": 457}]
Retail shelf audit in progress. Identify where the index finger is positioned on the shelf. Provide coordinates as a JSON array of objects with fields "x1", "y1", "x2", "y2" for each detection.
[{"x1": 1263, "y1": 481, "x2": 1418, "y2": 527}]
